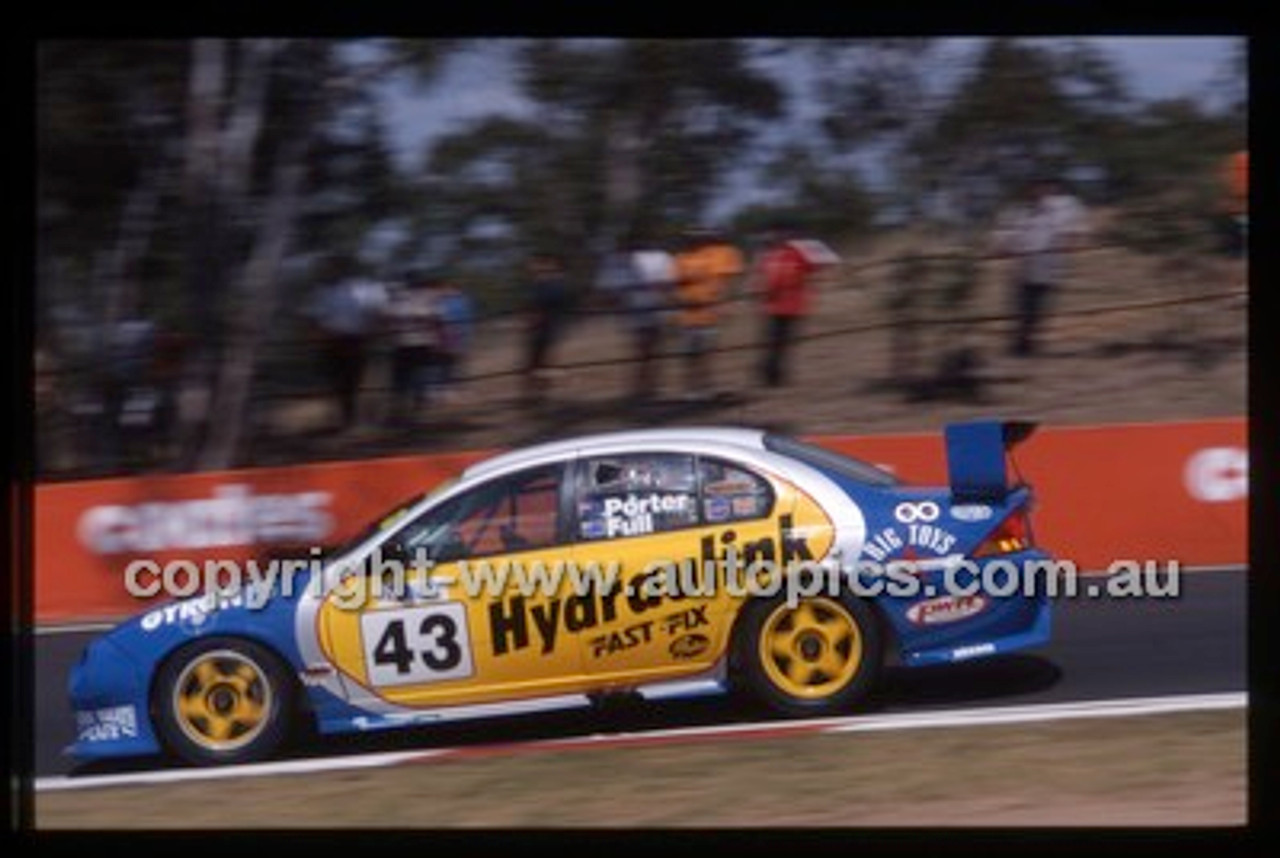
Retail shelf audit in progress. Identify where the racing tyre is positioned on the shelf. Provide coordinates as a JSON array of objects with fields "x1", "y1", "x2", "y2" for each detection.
[
  {"x1": 152, "y1": 637, "x2": 295, "y2": 765},
  {"x1": 735, "y1": 591, "x2": 882, "y2": 716}
]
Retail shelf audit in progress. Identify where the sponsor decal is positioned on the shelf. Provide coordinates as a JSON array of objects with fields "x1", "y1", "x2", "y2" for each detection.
[
  {"x1": 949, "y1": 503, "x2": 994, "y2": 522},
  {"x1": 580, "y1": 517, "x2": 608, "y2": 540},
  {"x1": 590, "y1": 606, "x2": 710, "y2": 660},
  {"x1": 906, "y1": 594, "x2": 988, "y2": 625},
  {"x1": 490, "y1": 517, "x2": 812, "y2": 657},
  {"x1": 1184, "y1": 447, "x2": 1248, "y2": 503},
  {"x1": 662, "y1": 605, "x2": 710, "y2": 635},
  {"x1": 141, "y1": 595, "x2": 217, "y2": 632},
  {"x1": 950, "y1": 642, "x2": 996, "y2": 661},
  {"x1": 669, "y1": 633, "x2": 710, "y2": 660},
  {"x1": 300, "y1": 664, "x2": 336, "y2": 685},
  {"x1": 76, "y1": 484, "x2": 332, "y2": 554},
  {"x1": 861, "y1": 527, "x2": 904, "y2": 562},
  {"x1": 703, "y1": 478, "x2": 756, "y2": 496},
  {"x1": 139, "y1": 582, "x2": 277, "y2": 632},
  {"x1": 731, "y1": 495, "x2": 761, "y2": 518},
  {"x1": 595, "y1": 492, "x2": 694, "y2": 538},
  {"x1": 704, "y1": 496, "x2": 731, "y2": 522},
  {"x1": 75, "y1": 705, "x2": 139, "y2": 743},
  {"x1": 903, "y1": 523, "x2": 956, "y2": 555},
  {"x1": 893, "y1": 501, "x2": 939, "y2": 524},
  {"x1": 589, "y1": 620, "x2": 653, "y2": 658},
  {"x1": 862, "y1": 522, "x2": 957, "y2": 561},
  {"x1": 490, "y1": 587, "x2": 623, "y2": 657}
]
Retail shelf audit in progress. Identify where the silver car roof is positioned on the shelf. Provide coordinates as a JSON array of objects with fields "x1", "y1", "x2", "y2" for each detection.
[{"x1": 461, "y1": 426, "x2": 769, "y2": 483}]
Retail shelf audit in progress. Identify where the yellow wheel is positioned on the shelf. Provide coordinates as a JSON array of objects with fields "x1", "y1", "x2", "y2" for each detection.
[
  {"x1": 154, "y1": 638, "x2": 294, "y2": 765},
  {"x1": 737, "y1": 592, "x2": 882, "y2": 715},
  {"x1": 758, "y1": 597, "x2": 863, "y2": 699},
  {"x1": 172, "y1": 649, "x2": 272, "y2": 751}
]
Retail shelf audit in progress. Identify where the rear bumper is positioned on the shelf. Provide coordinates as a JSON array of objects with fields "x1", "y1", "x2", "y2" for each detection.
[
  {"x1": 900, "y1": 593, "x2": 1051, "y2": 667},
  {"x1": 886, "y1": 549, "x2": 1054, "y2": 668}
]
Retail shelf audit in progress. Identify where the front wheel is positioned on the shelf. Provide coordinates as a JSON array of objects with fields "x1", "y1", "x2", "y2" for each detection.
[
  {"x1": 734, "y1": 592, "x2": 882, "y2": 716},
  {"x1": 152, "y1": 637, "x2": 295, "y2": 765}
]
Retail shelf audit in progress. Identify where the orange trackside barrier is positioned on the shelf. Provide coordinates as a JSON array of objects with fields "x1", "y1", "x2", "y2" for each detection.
[
  {"x1": 33, "y1": 419, "x2": 1245, "y2": 622},
  {"x1": 33, "y1": 450, "x2": 490, "y2": 623},
  {"x1": 822, "y1": 417, "x2": 1246, "y2": 572}
]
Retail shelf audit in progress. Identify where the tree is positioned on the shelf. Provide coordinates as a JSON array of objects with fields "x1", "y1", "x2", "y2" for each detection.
[
  {"x1": 900, "y1": 39, "x2": 1094, "y2": 221},
  {"x1": 729, "y1": 143, "x2": 876, "y2": 244},
  {"x1": 407, "y1": 38, "x2": 783, "y2": 307},
  {"x1": 36, "y1": 39, "x2": 459, "y2": 475}
]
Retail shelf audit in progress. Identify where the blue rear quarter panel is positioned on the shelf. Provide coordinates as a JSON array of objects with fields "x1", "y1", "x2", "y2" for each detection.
[{"x1": 814, "y1": 468, "x2": 1052, "y2": 667}]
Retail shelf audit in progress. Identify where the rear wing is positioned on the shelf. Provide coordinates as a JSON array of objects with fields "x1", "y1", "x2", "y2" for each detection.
[{"x1": 944, "y1": 420, "x2": 1038, "y2": 503}]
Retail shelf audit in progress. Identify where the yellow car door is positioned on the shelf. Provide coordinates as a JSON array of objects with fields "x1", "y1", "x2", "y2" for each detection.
[
  {"x1": 316, "y1": 462, "x2": 592, "y2": 709},
  {"x1": 568, "y1": 451, "x2": 798, "y2": 688}
]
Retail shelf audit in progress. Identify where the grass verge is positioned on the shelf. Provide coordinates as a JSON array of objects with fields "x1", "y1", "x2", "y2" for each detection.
[{"x1": 37, "y1": 708, "x2": 1245, "y2": 828}]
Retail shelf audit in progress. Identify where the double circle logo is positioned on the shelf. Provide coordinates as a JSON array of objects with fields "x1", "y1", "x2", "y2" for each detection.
[{"x1": 893, "y1": 501, "x2": 940, "y2": 523}]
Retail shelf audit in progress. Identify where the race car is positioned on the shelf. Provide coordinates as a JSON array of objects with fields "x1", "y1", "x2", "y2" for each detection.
[{"x1": 68, "y1": 420, "x2": 1052, "y2": 765}]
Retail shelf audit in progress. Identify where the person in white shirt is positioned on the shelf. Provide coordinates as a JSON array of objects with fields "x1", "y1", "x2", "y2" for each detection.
[
  {"x1": 598, "y1": 235, "x2": 676, "y2": 401},
  {"x1": 992, "y1": 177, "x2": 1089, "y2": 358},
  {"x1": 307, "y1": 259, "x2": 388, "y2": 430},
  {"x1": 384, "y1": 270, "x2": 446, "y2": 424}
]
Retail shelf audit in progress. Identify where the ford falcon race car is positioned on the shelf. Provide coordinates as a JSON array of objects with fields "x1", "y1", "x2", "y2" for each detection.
[{"x1": 68, "y1": 421, "x2": 1052, "y2": 765}]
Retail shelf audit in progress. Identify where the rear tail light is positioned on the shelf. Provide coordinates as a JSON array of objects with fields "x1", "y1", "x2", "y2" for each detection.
[{"x1": 974, "y1": 508, "x2": 1032, "y2": 556}]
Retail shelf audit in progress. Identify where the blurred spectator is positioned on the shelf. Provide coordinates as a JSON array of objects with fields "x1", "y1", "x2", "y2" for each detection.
[
  {"x1": 1218, "y1": 149, "x2": 1247, "y2": 257},
  {"x1": 434, "y1": 274, "x2": 475, "y2": 404},
  {"x1": 522, "y1": 253, "x2": 573, "y2": 406},
  {"x1": 306, "y1": 258, "x2": 387, "y2": 430},
  {"x1": 34, "y1": 344, "x2": 66, "y2": 473},
  {"x1": 755, "y1": 227, "x2": 841, "y2": 387},
  {"x1": 149, "y1": 329, "x2": 187, "y2": 464},
  {"x1": 101, "y1": 315, "x2": 158, "y2": 468},
  {"x1": 673, "y1": 229, "x2": 744, "y2": 399},
  {"x1": 992, "y1": 176, "x2": 1089, "y2": 358},
  {"x1": 598, "y1": 233, "x2": 676, "y2": 401},
  {"x1": 385, "y1": 270, "x2": 447, "y2": 423}
]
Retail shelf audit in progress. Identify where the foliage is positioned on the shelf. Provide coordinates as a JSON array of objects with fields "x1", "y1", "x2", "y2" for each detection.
[{"x1": 35, "y1": 37, "x2": 1246, "y2": 476}]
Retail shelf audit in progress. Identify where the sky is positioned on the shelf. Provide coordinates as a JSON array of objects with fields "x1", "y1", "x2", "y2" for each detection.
[{"x1": 378, "y1": 36, "x2": 1243, "y2": 175}]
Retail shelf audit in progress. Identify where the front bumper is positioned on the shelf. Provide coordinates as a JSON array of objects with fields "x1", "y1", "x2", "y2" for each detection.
[{"x1": 65, "y1": 636, "x2": 163, "y2": 760}]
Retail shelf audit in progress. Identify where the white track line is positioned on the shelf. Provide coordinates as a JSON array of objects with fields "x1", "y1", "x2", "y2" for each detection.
[
  {"x1": 34, "y1": 622, "x2": 118, "y2": 636},
  {"x1": 825, "y1": 692, "x2": 1247, "y2": 734},
  {"x1": 34, "y1": 748, "x2": 450, "y2": 792},
  {"x1": 34, "y1": 691, "x2": 1245, "y2": 793}
]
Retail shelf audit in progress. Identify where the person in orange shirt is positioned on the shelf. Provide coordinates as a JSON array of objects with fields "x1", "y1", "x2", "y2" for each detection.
[
  {"x1": 1225, "y1": 149, "x2": 1247, "y2": 216},
  {"x1": 673, "y1": 229, "x2": 744, "y2": 400},
  {"x1": 1220, "y1": 150, "x2": 1247, "y2": 257}
]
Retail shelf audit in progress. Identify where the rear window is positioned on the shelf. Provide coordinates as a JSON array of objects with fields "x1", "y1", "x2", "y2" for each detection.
[{"x1": 763, "y1": 434, "x2": 900, "y2": 487}]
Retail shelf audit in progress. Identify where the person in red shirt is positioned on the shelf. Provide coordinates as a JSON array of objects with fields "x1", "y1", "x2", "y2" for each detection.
[{"x1": 755, "y1": 225, "x2": 839, "y2": 387}]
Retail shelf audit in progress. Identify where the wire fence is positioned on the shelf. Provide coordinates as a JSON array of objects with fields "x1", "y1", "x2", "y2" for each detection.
[
  {"x1": 307, "y1": 229, "x2": 1248, "y2": 388},
  {"x1": 35, "y1": 223, "x2": 1247, "y2": 479}
]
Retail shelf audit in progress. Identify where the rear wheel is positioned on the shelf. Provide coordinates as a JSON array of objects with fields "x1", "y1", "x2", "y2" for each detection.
[
  {"x1": 735, "y1": 592, "x2": 882, "y2": 716},
  {"x1": 152, "y1": 637, "x2": 294, "y2": 765}
]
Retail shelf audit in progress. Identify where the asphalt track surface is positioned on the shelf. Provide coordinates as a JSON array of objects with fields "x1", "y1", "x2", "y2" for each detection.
[{"x1": 32, "y1": 569, "x2": 1246, "y2": 778}]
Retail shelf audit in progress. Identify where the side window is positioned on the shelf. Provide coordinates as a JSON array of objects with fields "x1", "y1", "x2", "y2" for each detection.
[
  {"x1": 698, "y1": 457, "x2": 774, "y2": 523},
  {"x1": 389, "y1": 464, "x2": 563, "y2": 563},
  {"x1": 577, "y1": 453, "x2": 699, "y2": 541}
]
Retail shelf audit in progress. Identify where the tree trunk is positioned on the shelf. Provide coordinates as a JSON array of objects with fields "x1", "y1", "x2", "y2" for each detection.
[
  {"x1": 219, "y1": 40, "x2": 278, "y2": 221},
  {"x1": 195, "y1": 142, "x2": 307, "y2": 470},
  {"x1": 174, "y1": 39, "x2": 226, "y2": 466},
  {"x1": 102, "y1": 160, "x2": 165, "y2": 328}
]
